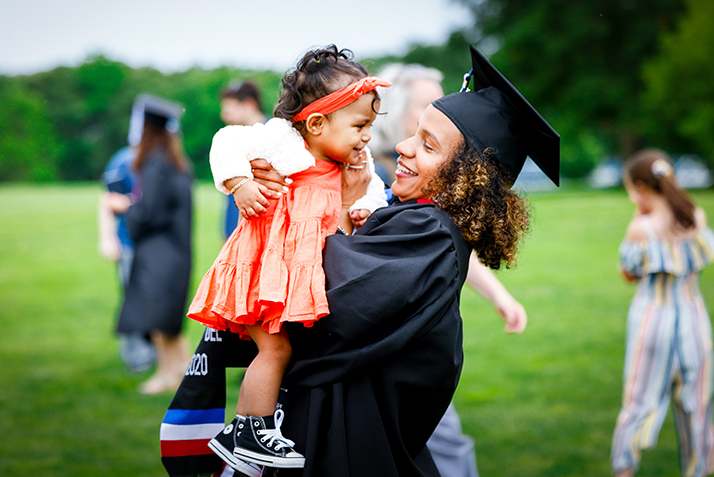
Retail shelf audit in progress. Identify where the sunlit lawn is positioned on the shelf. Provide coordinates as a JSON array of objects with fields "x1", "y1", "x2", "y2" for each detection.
[{"x1": 1, "y1": 182, "x2": 713, "y2": 476}]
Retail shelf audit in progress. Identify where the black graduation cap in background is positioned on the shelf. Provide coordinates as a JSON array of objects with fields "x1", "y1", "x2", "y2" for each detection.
[
  {"x1": 432, "y1": 45, "x2": 560, "y2": 186},
  {"x1": 135, "y1": 93, "x2": 184, "y2": 129}
]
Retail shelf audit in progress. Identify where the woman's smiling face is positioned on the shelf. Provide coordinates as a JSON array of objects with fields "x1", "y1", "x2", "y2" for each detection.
[{"x1": 392, "y1": 104, "x2": 463, "y2": 202}]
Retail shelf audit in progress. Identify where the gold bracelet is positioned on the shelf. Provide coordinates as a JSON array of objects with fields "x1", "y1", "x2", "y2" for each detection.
[{"x1": 229, "y1": 178, "x2": 250, "y2": 194}]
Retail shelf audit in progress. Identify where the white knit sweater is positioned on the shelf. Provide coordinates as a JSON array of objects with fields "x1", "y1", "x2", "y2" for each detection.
[{"x1": 210, "y1": 118, "x2": 387, "y2": 213}]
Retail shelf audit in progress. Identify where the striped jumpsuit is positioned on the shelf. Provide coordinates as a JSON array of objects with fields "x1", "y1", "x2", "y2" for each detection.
[{"x1": 611, "y1": 219, "x2": 714, "y2": 476}]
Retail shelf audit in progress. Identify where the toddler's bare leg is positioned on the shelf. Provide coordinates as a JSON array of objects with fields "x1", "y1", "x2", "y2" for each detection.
[{"x1": 242, "y1": 325, "x2": 291, "y2": 416}]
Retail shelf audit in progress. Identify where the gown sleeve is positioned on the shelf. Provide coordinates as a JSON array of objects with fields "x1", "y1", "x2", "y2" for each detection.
[{"x1": 285, "y1": 205, "x2": 466, "y2": 387}]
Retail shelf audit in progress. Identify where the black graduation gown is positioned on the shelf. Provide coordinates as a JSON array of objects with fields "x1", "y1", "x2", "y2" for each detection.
[
  {"x1": 118, "y1": 148, "x2": 192, "y2": 336},
  {"x1": 278, "y1": 199, "x2": 471, "y2": 477},
  {"x1": 160, "y1": 199, "x2": 470, "y2": 477}
]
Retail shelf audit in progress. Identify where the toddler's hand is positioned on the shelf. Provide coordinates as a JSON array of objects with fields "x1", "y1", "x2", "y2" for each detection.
[
  {"x1": 233, "y1": 180, "x2": 270, "y2": 219},
  {"x1": 350, "y1": 209, "x2": 371, "y2": 229}
]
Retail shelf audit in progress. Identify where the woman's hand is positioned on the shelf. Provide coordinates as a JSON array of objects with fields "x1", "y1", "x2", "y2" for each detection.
[
  {"x1": 98, "y1": 193, "x2": 123, "y2": 262},
  {"x1": 250, "y1": 159, "x2": 290, "y2": 199},
  {"x1": 104, "y1": 192, "x2": 131, "y2": 214},
  {"x1": 339, "y1": 161, "x2": 370, "y2": 210},
  {"x1": 495, "y1": 296, "x2": 528, "y2": 334},
  {"x1": 338, "y1": 162, "x2": 371, "y2": 234}
]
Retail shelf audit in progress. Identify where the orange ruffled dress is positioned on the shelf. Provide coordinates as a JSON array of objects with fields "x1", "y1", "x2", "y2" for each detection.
[{"x1": 188, "y1": 159, "x2": 341, "y2": 339}]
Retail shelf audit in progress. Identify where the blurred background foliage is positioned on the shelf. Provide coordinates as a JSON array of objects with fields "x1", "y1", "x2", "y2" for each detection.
[{"x1": 1, "y1": 0, "x2": 712, "y2": 182}]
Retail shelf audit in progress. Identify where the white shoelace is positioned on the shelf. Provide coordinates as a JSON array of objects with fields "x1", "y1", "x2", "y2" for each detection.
[{"x1": 257, "y1": 409, "x2": 296, "y2": 451}]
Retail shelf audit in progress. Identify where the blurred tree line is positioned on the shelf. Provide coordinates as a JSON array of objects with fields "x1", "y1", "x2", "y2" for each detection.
[
  {"x1": 373, "y1": 0, "x2": 712, "y2": 178},
  {"x1": 0, "y1": 58, "x2": 282, "y2": 182},
  {"x1": 1, "y1": 0, "x2": 712, "y2": 182}
]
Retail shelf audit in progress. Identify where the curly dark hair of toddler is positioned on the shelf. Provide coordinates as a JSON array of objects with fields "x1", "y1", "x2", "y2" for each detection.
[
  {"x1": 424, "y1": 140, "x2": 530, "y2": 270},
  {"x1": 274, "y1": 45, "x2": 381, "y2": 129}
]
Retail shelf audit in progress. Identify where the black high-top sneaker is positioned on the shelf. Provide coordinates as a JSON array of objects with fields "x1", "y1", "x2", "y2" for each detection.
[
  {"x1": 208, "y1": 416, "x2": 263, "y2": 477},
  {"x1": 232, "y1": 409, "x2": 305, "y2": 468}
]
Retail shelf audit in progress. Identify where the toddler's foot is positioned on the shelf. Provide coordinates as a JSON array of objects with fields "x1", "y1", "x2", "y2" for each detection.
[
  {"x1": 232, "y1": 410, "x2": 305, "y2": 468},
  {"x1": 208, "y1": 416, "x2": 263, "y2": 477}
]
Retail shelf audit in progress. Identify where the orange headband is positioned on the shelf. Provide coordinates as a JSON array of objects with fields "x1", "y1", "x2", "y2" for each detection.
[{"x1": 292, "y1": 76, "x2": 392, "y2": 122}]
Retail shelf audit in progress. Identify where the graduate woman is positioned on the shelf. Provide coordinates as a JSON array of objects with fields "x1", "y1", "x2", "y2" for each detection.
[
  {"x1": 108, "y1": 95, "x2": 192, "y2": 395},
  {"x1": 160, "y1": 45, "x2": 559, "y2": 477}
]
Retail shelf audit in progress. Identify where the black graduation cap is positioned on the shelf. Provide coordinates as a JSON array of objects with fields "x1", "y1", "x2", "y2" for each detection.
[
  {"x1": 135, "y1": 93, "x2": 184, "y2": 129},
  {"x1": 432, "y1": 45, "x2": 560, "y2": 186}
]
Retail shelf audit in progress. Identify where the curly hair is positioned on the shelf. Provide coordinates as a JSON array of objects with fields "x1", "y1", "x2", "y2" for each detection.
[
  {"x1": 424, "y1": 141, "x2": 530, "y2": 270},
  {"x1": 273, "y1": 45, "x2": 379, "y2": 129}
]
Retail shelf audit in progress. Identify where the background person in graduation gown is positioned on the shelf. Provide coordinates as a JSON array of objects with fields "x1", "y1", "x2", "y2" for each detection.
[
  {"x1": 99, "y1": 96, "x2": 156, "y2": 373},
  {"x1": 160, "y1": 45, "x2": 558, "y2": 477},
  {"x1": 106, "y1": 94, "x2": 193, "y2": 395}
]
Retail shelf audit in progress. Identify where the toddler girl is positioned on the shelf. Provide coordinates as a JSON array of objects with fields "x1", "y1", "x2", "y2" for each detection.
[
  {"x1": 187, "y1": 45, "x2": 390, "y2": 473},
  {"x1": 611, "y1": 149, "x2": 714, "y2": 477}
]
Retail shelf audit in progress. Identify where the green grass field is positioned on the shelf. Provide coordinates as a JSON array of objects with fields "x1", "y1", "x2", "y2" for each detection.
[{"x1": 1, "y1": 182, "x2": 713, "y2": 476}]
